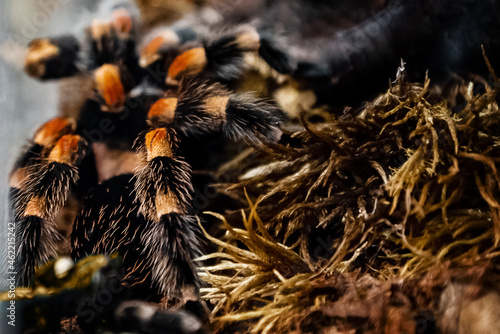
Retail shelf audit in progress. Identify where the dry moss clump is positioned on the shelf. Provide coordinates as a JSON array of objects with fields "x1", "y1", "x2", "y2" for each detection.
[{"x1": 200, "y1": 62, "x2": 500, "y2": 333}]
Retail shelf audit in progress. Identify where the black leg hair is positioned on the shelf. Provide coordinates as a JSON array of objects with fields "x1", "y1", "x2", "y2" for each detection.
[
  {"x1": 142, "y1": 213, "x2": 202, "y2": 298},
  {"x1": 257, "y1": 31, "x2": 296, "y2": 74},
  {"x1": 9, "y1": 117, "x2": 76, "y2": 229},
  {"x1": 134, "y1": 128, "x2": 202, "y2": 298},
  {"x1": 83, "y1": 8, "x2": 140, "y2": 73},
  {"x1": 148, "y1": 81, "x2": 285, "y2": 144},
  {"x1": 14, "y1": 134, "x2": 87, "y2": 286},
  {"x1": 25, "y1": 6, "x2": 140, "y2": 81},
  {"x1": 24, "y1": 36, "x2": 80, "y2": 80},
  {"x1": 139, "y1": 27, "x2": 198, "y2": 69},
  {"x1": 149, "y1": 25, "x2": 295, "y2": 85}
]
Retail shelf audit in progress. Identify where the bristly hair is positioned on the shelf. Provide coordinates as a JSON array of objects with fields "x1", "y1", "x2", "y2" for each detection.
[
  {"x1": 15, "y1": 216, "x2": 60, "y2": 286},
  {"x1": 71, "y1": 174, "x2": 141, "y2": 260},
  {"x1": 10, "y1": 141, "x2": 44, "y2": 175},
  {"x1": 71, "y1": 174, "x2": 156, "y2": 292},
  {"x1": 134, "y1": 129, "x2": 194, "y2": 221},
  {"x1": 135, "y1": 156, "x2": 194, "y2": 221},
  {"x1": 13, "y1": 161, "x2": 77, "y2": 286},
  {"x1": 173, "y1": 80, "x2": 286, "y2": 144},
  {"x1": 203, "y1": 32, "x2": 246, "y2": 82},
  {"x1": 173, "y1": 80, "x2": 228, "y2": 135},
  {"x1": 257, "y1": 32, "x2": 296, "y2": 74},
  {"x1": 17, "y1": 162, "x2": 79, "y2": 218},
  {"x1": 203, "y1": 26, "x2": 296, "y2": 80},
  {"x1": 81, "y1": 17, "x2": 138, "y2": 72},
  {"x1": 223, "y1": 93, "x2": 285, "y2": 144},
  {"x1": 141, "y1": 213, "x2": 202, "y2": 297}
]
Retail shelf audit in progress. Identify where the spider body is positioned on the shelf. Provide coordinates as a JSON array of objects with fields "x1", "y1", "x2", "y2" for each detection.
[{"x1": 12, "y1": 0, "x2": 286, "y2": 307}]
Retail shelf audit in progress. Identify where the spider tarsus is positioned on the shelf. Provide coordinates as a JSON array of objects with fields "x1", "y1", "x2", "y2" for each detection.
[
  {"x1": 25, "y1": 36, "x2": 80, "y2": 80},
  {"x1": 223, "y1": 95, "x2": 285, "y2": 144},
  {"x1": 258, "y1": 32, "x2": 297, "y2": 74}
]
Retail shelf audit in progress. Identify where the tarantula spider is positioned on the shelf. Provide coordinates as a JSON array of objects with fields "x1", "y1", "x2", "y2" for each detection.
[{"x1": 10, "y1": 0, "x2": 289, "y2": 303}]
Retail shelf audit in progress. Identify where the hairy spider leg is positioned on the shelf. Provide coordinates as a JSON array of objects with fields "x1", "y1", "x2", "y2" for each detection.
[
  {"x1": 24, "y1": 7, "x2": 139, "y2": 81},
  {"x1": 141, "y1": 25, "x2": 294, "y2": 86},
  {"x1": 13, "y1": 134, "x2": 87, "y2": 286},
  {"x1": 134, "y1": 127, "x2": 202, "y2": 299},
  {"x1": 71, "y1": 60, "x2": 157, "y2": 293},
  {"x1": 93, "y1": 63, "x2": 128, "y2": 111},
  {"x1": 24, "y1": 36, "x2": 80, "y2": 80},
  {"x1": 148, "y1": 81, "x2": 285, "y2": 144},
  {"x1": 9, "y1": 117, "x2": 76, "y2": 225},
  {"x1": 139, "y1": 27, "x2": 198, "y2": 69},
  {"x1": 85, "y1": 8, "x2": 139, "y2": 74}
]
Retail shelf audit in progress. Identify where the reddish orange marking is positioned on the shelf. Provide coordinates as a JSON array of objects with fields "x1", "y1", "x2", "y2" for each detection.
[
  {"x1": 145, "y1": 36, "x2": 164, "y2": 54},
  {"x1": 94, "y1": 64, "x2": 125, "y2": 108},
  {"x1": 167, "y1": 47, "x2": 207, "y2": 83},
  {"x1": 112, "y1": 9, "x2": 132, "y2": 35},
  {"x1": 48, "y1": 135, "x2": 83, "y2": 165},
  {"x1": 34, "y1": 117, "x2": 75, "y2": 147},
  {"x1": 148, "y1": 98, "x2": 178, "y2": 123},
  {"x1": 140, "y1": 30, "x2": 179, "y2": 67},
  {"x1": 144, "y1": 128, "x2": 173, "y2": 160}
]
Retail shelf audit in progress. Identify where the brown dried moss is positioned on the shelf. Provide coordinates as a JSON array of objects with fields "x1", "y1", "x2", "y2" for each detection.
[{"x1": 201, "y1": 61, "x2": 500, "y2": 333}]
